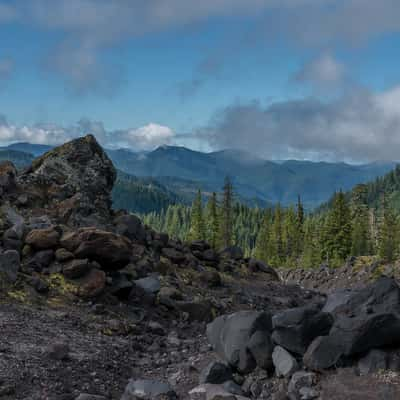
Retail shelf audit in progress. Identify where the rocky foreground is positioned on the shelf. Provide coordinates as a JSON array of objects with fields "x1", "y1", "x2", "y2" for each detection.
[{"x1": 1, "y1": 135, "x2": 400, "y2": 400}]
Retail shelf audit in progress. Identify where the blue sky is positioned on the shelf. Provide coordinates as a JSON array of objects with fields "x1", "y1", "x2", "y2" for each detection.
[{"x1": 1, "y1": 1, "x2": 400, "y2": 161}]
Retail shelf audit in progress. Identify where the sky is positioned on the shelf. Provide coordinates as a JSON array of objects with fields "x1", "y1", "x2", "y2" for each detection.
[{"x1": 0, "y1": 0, "x2": 400, "y2": 162}]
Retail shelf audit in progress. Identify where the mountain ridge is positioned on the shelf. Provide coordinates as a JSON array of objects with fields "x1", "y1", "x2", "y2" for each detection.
[{"x1": 0, "y1": 141, "x2": 396, "y2": 209}]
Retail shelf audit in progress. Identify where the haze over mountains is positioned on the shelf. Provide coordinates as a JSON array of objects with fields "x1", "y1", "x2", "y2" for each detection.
[{"x1": 0, "y1": 141, "x2": 395, "y2": 210}]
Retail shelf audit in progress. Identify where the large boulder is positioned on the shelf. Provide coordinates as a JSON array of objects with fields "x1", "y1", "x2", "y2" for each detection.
[
  {"x1": 248, "y1": 259, "x2": 280, "y2": 281},
  {"x1": 25, "y1": 227, "x2": 61, "y2": 249},
  {"x1": 114, "y1": 214, "x2": 146, "y2": 243},
  {"x1": 17, "y1": 135, "x2": 116, "y2": 226},
  {"x1": 60, "y1": 228, "x2": 132, "y2": 269},
  {"x1": 272, "y1": 305, "x2": 333, "y2": 355},
  {"x1": 304, "y1": 277, "x2": 400, "y2": 370},
  {"x1": 207, "y1": 311, "x2": 272, "y2": 373}
]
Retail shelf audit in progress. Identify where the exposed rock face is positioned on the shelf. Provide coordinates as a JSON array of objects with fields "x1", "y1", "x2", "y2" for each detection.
[{"x1": 17, "y1": 134, "x2": 116, "y2": 226}]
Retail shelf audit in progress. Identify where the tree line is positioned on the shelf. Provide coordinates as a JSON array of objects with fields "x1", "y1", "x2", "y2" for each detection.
[{"x1": 143, "y1": 177, "x2": 400, "y2": 268}]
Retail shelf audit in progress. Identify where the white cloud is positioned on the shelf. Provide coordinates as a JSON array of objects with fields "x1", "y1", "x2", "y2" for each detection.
[
  {"x1": 202, "y1": 84, "x2": 400, "y2": 162},
  {"x1": 120, "y1": 123, "x2": 175, "y2": 149},
  {"x1": 294, "y1": 53, "x2": 346, "y2": 88},
  {"x1": 0, "y1": 116, "x2": 176, "y2": 151}
]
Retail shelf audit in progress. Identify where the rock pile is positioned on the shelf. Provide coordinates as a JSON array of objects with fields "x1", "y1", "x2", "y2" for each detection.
[{"x1": 201, "y1": 276, "x2": 400, "y2": 399}]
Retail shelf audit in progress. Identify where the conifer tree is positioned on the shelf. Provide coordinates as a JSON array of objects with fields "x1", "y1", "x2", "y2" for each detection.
[
  {"x1": 188, "y1": 190, "x2": 205, "y2": 241},
  {"x1": 254, "y1": 208, "x2": 272, "y2": 262},
  {"x1": 205, "y1": 192, "x2": 220, "y2": 249},
  {"x1": 322, "y1": 191, "x2": 352, "y2": 265},
  {"x1": 378, "y1": 197, "x2": 398, "y2": 263},
  {"x1": 302, "y1": 217, "x2": 322, "y2": 268},
  {"x1": 295, "y1": 195, "x2": 305, "y2": 258},
  {"x1": 351, "y1": 185, "x2": 370, "y2": 256},
  {"x1": 283, "y1": 206, "x2": 298, "y2": 266},
  {"x1": 270, "y1": 203, "x2": 284, "y2": 266},
  {"x1": 220, "y1": 176, "x2": 234, "y2": 248}
]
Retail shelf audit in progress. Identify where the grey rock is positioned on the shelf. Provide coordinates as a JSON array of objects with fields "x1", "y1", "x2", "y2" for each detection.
[
  {"x1": 247, "y1": 330, "x2": 274, "y2": 370},
  {"x1": 272, "y1": 305, "x2": 333, "y2": 355},
  {"x1": 75, "y1": 395, "x2": 107, "y2": 400},
  {"x1": 63, "y1": 259, "x2": 90, "y2": 279},
  {"x1": 220, "y1": 246, "x2": 243, "y2": 260},
  {"x1": 272, "y1": 346, "x2": 299, "y2": 378},
  {"x1": 115, "y1": 214, "x2": 146, "y2": 243},
  {"x1": 248, "y1": 258, "x2": 280, "y2": 280},
  {"x1": 207, "y1": 311, "x2": 272, "y2": 373},
  {"x1": 121, "y1": 379, "x2": 176, "y2": 399},
  {"x1": 298, "y1": 387, "x2": 319, "y2": 400},
  {"x1": 222, "y1": 381, "x2": 245, "y2": 396},
  {"x1": 199, "y1": 362, "x2": 233, "y2": 384},
  {"x1": 189, "y1": 384, "x2": 250, "y2": 400},
  {"x1": 0, "y1": 249, "x2": 20, "y2": 283},
  {"x1": 288, "y1": 372, "x2": 316, "y2": 400},
  {"x1": 322, "y1": 289, "x2": 355, "y2": 314},
  {"x1": 134, "y1": 276, "x2": 161, "y2": 294},
  {"x1": 27, "y1": 249, "x2": 54, "y2": 271}
]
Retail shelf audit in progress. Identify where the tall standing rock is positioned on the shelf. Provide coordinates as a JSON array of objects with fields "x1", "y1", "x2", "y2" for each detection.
[{"x1": 17, "y1": 134, "x2": 116, "y2": 227}]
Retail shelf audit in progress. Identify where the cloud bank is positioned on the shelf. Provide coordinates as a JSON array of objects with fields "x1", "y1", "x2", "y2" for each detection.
[
  {"x1": 2, "y1": 83, "x2": 400, "y2": 162},
  {"x1": 203, "y1": 85, "x2": 400, "y2": 162},
  {"x1": 0, "y1": 116, "x2": 175, "y2": 151}
]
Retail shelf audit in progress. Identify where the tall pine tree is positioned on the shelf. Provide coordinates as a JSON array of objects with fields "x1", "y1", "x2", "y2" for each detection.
[
  {"x1": 188, "y1": 190, "x2": 205, "y2": 242},
  {"x1": 220, "y1": 176, "x2": 234, "y2": 248},
  {"x1": 378, "y1": 196, "x2": 398, "y2": 263},
  {"x1": 205, "y1": 192, "x2": 220, "y2": 249}
]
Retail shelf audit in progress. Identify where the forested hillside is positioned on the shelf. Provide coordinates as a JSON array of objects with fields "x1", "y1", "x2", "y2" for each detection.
[
  {"x1": 112, "y1": 171, "x2": 185, "y2": 214},
  {"x1": 144, "y1": 170, "x2": 400, "y2": 268}
]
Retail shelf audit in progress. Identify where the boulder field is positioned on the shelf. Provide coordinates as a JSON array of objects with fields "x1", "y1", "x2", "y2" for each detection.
[{"x1": 0, "y1": 135, "x2": 400, "y2": 399}]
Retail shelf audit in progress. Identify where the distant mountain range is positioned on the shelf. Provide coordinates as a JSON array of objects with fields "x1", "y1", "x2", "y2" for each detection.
[{"x1": 1, "y1": 142, "x2": 396, "y2": 210}]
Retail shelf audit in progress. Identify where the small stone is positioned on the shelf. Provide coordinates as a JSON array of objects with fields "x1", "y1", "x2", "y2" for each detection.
[
  {"x1": 272, "y1": 346, "x2": 299, "y2": 378},
  {"x1": 55, "y1": 248, "x2": 74, "y2": 262},
  {"x1": 121, "y1": 379, "x2": 177, "y2": 400},
  {"x1": 63, "y1": 259, "x2": 90, "y2": 279},
  {"x1": 199, "y1": 362, "x2": 233, "y2": 385}
]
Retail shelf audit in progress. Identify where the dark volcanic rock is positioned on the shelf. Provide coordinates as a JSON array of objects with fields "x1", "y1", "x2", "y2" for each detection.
[
  {"x1": 272, "y1": 305, "x2": 333, "y2": 355},
  {"x1": 62, "y1": 259, "x2": 90, "y2": 279},
  {"x1": 248, "y1": 258, "x2": 280, "y2": 280},
  {"x1": 199, "y1": 361, "x2": 233, "y2": 385},
  {"x1": 207, "y1": 310, "x2": 272, "y2": 373},
  {"x1": 25, "y1": 227, "x2": 61, "y2": 250},
  {"x1": 220, "y1": 246, "x2": 244, "y2": 260},
  {"x1": 0, "y1": 161, "x2": 17, "y2": 194},
  {"x1": 61, "y1": 228, "x2": 132, "y2": 269},
  {"x1": 114, "y1": 213, "x2": 146, "y2": 243},
  {"x1": 17, "y1": 134, "x2": 116, "y2": 226},
  {"x1": 0, "y1": 249, "x2": 20, "y2": 283},
  {"x1": 304, "y1": 277, "x2": 400, "y2": 370},
  {"x1": 272, "y1": 346, "x2": 299, "y2": 378}
]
